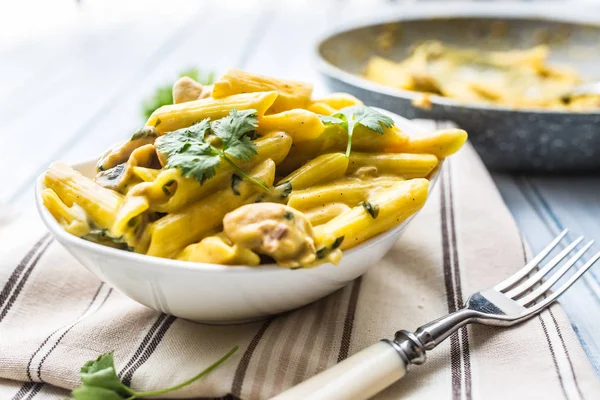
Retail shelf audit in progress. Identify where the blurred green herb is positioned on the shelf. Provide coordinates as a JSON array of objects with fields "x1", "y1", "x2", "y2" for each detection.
[
  {"x1": 141, "y1": 68, "x2": 215, "y2": 119},
  {"x1": 71, "y1": 346, "x2": 238, "y2": 400}
]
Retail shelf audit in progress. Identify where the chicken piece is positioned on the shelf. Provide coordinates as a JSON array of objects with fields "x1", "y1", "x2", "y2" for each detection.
[
  {"x1": 172, "y1": 77, "x2": 213, "y2": 104},
  {"x1": 223, "y1": 203, "x2": 316, "y2": 268},
  {"x1": 97, "y1": 126, "x2": 158, "y2": 172}
]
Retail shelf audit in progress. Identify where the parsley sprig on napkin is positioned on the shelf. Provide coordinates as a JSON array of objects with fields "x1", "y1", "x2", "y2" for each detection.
[
  {"x1": 71, "y1": 346, "x2": 237, "y2": 399},
  {"x1": 156, "y1": 108, "x2": 269, "y2": 191}
]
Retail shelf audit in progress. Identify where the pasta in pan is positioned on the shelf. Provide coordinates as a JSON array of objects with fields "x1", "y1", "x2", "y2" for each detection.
[
  {"x1": 43, "y1": 68, "x2": 467, "y2": 268},
  {"x1": 364, "y1": 41, "x2": 600, "y2": 110}
]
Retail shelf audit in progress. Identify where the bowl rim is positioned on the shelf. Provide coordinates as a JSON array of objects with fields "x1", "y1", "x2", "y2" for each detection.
[
  {"x1": 314, "y1": 2, "x2": 600, "y2": 116},
  {"x1": 36, "y1": 110, "x2": 442, "y2": 274}
]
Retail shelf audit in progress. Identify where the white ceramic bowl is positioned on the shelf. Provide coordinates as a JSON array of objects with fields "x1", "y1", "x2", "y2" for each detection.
[{"x1": 35, "y1": 113, "x2": 441, "y2": 324}]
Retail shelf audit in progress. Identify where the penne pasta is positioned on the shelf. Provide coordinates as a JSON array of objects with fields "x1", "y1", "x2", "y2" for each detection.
[
  {"x1": 314, "y1": 178, "x2": 430, "y2": 249},
  {"x1": 277, "y1": 124, "x2": 410, "y2": 174},
  {"x1": 287, "y1": 177, "x2": 403, "y2": 211},
  {"x1": 132, "y1": 166, "x2": 161, "y2": 182},
  {"x1": 146, "y1": 159, "x2": 276, "y2": 258},
  {"x1": 311, "y1": 93, "x2": 363, "y2": 109},
  {"x1": 146, "y1": 91, "x2": 278, "y2": 134},
  {"x1": 306, "y1": 102, "x2": 337, "y2": 116},
  {"x1": 177, "y1": 233, "x2": 260, "y2": 266},
  {"x1": 347, "y1": 152, "x2": 438, "y2": 179},
  {"x1": 257, "y1": 109, "x2": 325, "y2": 141},
  {"x1": 112, "y1": 192, "x2": 150, "y2": 238},
  {"x1": 42, "y1": 188, "x2": 91, "y2": 236},
  {"x1": 43, "y1": 68, "x2": 467, "y2": 268},
  {"x1": 211, "y1": 68, "x2": 312, "y2": 113},
  {"x1": 393, "y1": 128, "x2": 468, "y2": 158},
  {"x1": 278, "y1": 152, "x2": 348, "y2": 190},
  {"x1": 145, "y1": 131, "x2": 292, "y2": 212},
  {"x1": 303, "y1": 203, "x2": 351, "y2": 226},
  {"x1": 44, "y1": 162, "x2": 123, "y2": 232}
]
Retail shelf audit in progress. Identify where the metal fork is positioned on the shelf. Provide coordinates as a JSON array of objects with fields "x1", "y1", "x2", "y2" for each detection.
[{"x1": 272, "y1": 230, "x2": 600, "y2": 400}]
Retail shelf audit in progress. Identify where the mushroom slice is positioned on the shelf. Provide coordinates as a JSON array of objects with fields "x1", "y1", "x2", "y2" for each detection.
[
  {"x1": 223, "y1": 203, "x2": 317, "y2": 268},
  {"x1": 97, "y1": 126, "x2": 158, "y2": 172},
  {"x1": 95, "y1": 144, "x2": 158, "y2": 192}
]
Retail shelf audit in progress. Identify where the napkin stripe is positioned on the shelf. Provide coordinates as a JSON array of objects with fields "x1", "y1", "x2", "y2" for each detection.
[
  {"x1": 11, "y1": 382, "x2": 42, "y2": 400},
  {"x1": 249, "y1": 318, "x2": 289, "y2": 397},
  {"x1": 24, "y1": 282, "x2": 106, "y2": 381},
  {"x1": 548, "y1": 308, "x2": 584, "y2": 399},
  {"x1": 0, "y1": 233, "x2": 50, "y2": 311},
  {"x1": 231, "y1": 319, "x2": 273, "y2": 397},
  {"x1": 121, "y1": 315, "x2": 177, "y2": 386},
  {"x1": 316, "y1": 290, "x2": 345, "y2": 372},
  {"x1": 441, "y1": 164, "x2": 473, "y2": 400},
  {"x1": 118, "y1": 313, "x2": 169, "y2": 379},
  {"x1": 290, "y1": 295, "x2": 331, "y2": 382},
  {"x1": 520, "y1": 238, "x2": 572, "y2": 400},
  {"x1": 337, "y1": 277, "x2": 362, "y2": 362},
  {"x1": 441, "y1": 166, "x2": 462, "y2": 400},
  {"x1": 272, "y1": 307, "x2": 314, "y2": 392},
  {"x1": 37, "y1": 287, "x2": 114, "y2": 382},
  {"x1": 11, "y1": 382, "x2": 40, "y2": 400},
  {"x1": 0, "y1": 237, "x2": 53, "y2": 323},
  {"x1": 539, "y1": 314, "x2": 568, "y2": 398},
  {"x1": 448, "y1": 162, "x2": 473, "y2": 399}
]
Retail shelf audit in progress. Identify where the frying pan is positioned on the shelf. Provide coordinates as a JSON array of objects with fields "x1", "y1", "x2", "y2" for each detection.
[{"x1": 315, "y1": 4, "x2": 600, "y2": 171}]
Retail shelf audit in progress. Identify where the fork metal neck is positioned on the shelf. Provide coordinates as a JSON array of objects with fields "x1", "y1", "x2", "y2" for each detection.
[{"x1": 389, "y1": 309, "x2": 477, "y2": 366}]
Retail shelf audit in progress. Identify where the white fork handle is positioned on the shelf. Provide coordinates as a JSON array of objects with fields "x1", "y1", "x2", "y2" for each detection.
[{"x1": 271, "y1": 341, "x2": 407, "y2": 400}]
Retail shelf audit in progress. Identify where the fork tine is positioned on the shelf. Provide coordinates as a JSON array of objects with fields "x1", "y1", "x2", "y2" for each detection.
[
  {"x1": 505, "y1": 236, "x2": 584, "y2": 299},
  {"x1": 517, "y1": 241, "x2": 594, "y2": 305},
  {"x1": 520, "y1": 251, "x2": 600, "y2": 313},
  {"x1": 494, "y1": 229, "x2": 568, "y2": 292}
]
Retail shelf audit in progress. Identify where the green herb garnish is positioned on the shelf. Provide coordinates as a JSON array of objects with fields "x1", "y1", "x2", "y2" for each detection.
[
  {"x1": 231, "y1": 174, "x2": 242, "y2": 195},
  {"x1": 331, "y1": 236, "x2": 345, "y2": 249},
  {"x1": 319, "y1": 106, "x2": 394, "y2": 157},
  {"x1": 141, "y1": 68, "x2": 215, "y2": 119},
  {"x1": 359, "y1": 201, "x2": 379, "y2": 219},
  {"x1": 283, "y1": 211, "x2": 294, "y2": 220},
  {"x1": 275, "y1": 181, "x2": 292, "y2": 199},
  {"x1": 316, "y1": 236, "x2": 345, "y2": 259},
  {"x1": 130, "y1": 126, "x2": 158, "y2": 141},
  {"x1": 71, "y1": 346, "x2": 237, "y2": 400},
  {"x1": 156, "y1": 109, "x2": 268, "y2": 191}
]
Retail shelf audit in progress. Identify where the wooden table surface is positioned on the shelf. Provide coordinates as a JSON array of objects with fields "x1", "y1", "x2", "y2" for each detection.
[{"x1": 1, "y1": 0, "x2": 599, "y2": 376}]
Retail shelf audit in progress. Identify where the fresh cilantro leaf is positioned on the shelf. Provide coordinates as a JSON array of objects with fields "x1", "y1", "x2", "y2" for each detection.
[
  {"x1": 72, "y1": 346, "x2": 238, "y2": 400},
  {"x1": 318, "y1": 115, "x2": 345, "y2": 126},
  {"x1": 141, "y1": 68, "x2": 215, "y2": 119},
  {"x1": 164, "y1": 142, "x2": 221, "y2": 184},
  {"x1": 211, "y1": 109, "x2": 259, "y2": 161},
  {"x1": 155, "y1": 110, "x2": 268, "y2": 191},
  {"x1": 319, "y1": 105, "x2": 394, "y2": 157},
  {"x1": 155, "y1": 119, "x2": 211, "y2": 160}
]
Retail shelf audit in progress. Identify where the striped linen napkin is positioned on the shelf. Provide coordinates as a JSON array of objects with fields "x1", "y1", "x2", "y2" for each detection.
[{"x1": 1, "y1": 127, "x2": 599, "y2": 399}]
